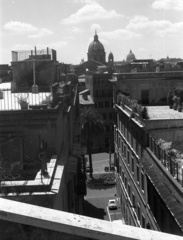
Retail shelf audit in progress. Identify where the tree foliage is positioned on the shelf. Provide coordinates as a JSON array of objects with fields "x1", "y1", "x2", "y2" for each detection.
[{"x1": 80, "y1": 107, "x2": 104, "y2": 177}]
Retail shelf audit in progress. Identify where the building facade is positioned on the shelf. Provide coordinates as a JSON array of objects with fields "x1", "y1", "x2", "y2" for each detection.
[
  {"x1": 0, "y1": 73, "x2": 85, "y2": 214},
  {"x1": 11, "y1": 48, "x2": 71, "y2": 92},
  {"x1": 112, "y1": 71, "x2": 183, "y2": 105},
  {"x1": 85, "y1": 72, "x2": 114, "y2": 153},
  {"x1": 112, "y1": 90, "x2": 183, "y2": 236}
]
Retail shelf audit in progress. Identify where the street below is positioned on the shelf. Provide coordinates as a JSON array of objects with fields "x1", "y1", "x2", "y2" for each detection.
[{"x1": 83, "y1": 153, "x2": 125, "y2": 223}]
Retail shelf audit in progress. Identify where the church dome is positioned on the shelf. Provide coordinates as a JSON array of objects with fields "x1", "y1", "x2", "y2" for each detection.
[
  {"x1": 126, "y1": 50, "x2": 136, "y2": 62},
  {"x1": 88, "y1": 33, "x2": 105, "y2": 53},
  {"x1": 87, "y1": 32, "x2": 106, "y2": 64}
]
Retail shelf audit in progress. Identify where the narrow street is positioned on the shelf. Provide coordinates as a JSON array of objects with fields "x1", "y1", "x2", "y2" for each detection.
[{"x1": 83, "y1": 153, "x2": 125, "y2": 223}]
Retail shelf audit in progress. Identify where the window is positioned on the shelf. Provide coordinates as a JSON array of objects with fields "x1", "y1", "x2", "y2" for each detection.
[
  {"x1": 105, "y1": 101, "x2": 109, "y2": 108},
  {"x1": 124, "y1": 145, "x2": 127, "y2": 159},
  {"x1": 129, "y1": 131, "x2": 131, "y2": 145},
  {"x1": 132, "y1": 192, "x2": 135, "y2": 207},
  {"x1": 142, "y1": 214, "x2": 146, "y2": 228},
  {"x1": 109, "y1": 113, "x2": 113, "y2": 120},
  {"x1": 136, "y1": 138, "x2": 139, "y2": 155},
  {"x1": 122, "y1": 170, "x2": 124, "y2": 182},
  {"x1": 119, "y1": 164, "x2": 121, "y2": 174},
  {"x1": 137, "y1": 164, "x2": 140, "y2": 183},
  {"x1": 137, "y1": 204, "x2": 141, "y2": 222},
  {"x1": 98, "y1": 101, "x2": 103, "y2": 108},
  {"x1": 127, "y1": 151, "x2": 130, "y2": 166},
  {"x1": 131, "y1": 156, "x2": 134, "y2": 174},
  {"x1": 121, "y1": 141, "x2": 124, "y2": 154},
  {"x1": 131, "y1": 134, "x2": 134, "y2": 149},
  {"x1": 125, "y1": 176, "x2": 127, "y2": 189},
  {"x1": 103, "y1": 113, "x2": 106, "y2": 120},
  {"x1": 128, "y1": 183, "x2": 131, "y2": 198},
  {"x1": 127, "y1": 129, "x2": 129, "y2": 142},
  {"x1": 124, "y1": 126, "x2": 127, "y2": 139},
  {"x1": 141, "y1": 171, "x2": 145, "y2": 191},
  {"x1": 122, "y1": 123, "x2": 124, "y2": 135},
  {"x1": 119, "y1": 117, "x2": 122, "y2": 132},
  {"x1": 106, "y1": 126, "x2": 110, "y2": 132}
]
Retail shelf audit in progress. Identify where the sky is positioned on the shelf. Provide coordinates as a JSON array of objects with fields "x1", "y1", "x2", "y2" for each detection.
[{"x1": 0, "y1": 0, "x2": 183, "y2": 65}]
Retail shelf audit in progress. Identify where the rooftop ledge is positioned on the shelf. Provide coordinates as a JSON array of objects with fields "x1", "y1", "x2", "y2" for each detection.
[
  {"x1": 0, "y1": 198, "x2": 182, "y2": 240},
  {"x1": 0, "y1": 155, "x2": 58, "y2": 195}
]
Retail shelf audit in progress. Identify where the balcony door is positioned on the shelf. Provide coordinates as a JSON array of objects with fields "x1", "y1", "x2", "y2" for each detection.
[{"x1": 141, "y1": 90, "x2": 149, "y2": 105}]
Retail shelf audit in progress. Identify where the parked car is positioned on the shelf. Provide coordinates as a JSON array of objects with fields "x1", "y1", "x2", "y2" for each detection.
[
  {"x1": 104, "y1": 178, "x2": 116, "y2": 186},
  {"x1": 108, "y1": 199, "x2": 117, "y2": 210}
]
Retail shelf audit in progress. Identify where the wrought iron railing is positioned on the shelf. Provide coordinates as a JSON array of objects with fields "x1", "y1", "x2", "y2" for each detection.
[{"x1": 148, "y1": 135, "x2": 183, "y2": 187}]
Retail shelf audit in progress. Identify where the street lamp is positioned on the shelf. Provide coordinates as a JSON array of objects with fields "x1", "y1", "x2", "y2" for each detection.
[{"x1": 32, "y1": 59, "x2": 39, "y2": 94}]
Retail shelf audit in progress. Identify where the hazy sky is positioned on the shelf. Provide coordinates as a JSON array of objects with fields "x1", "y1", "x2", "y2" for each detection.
[{"x1": 1, "y1": 0, "x2": 183, "y2": 64}]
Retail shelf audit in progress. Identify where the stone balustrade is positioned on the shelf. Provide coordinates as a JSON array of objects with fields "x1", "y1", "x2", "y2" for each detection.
[{"x1": 0, "y1": 198, "x2": 182, "y2": 240}]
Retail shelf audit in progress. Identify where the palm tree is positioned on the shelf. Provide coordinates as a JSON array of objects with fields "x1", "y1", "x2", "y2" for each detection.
[{"x1": 80, "y1": 107, "x2": 104, "y2": 178}]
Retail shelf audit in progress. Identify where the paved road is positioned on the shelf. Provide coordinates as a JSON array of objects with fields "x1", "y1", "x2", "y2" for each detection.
[
  {"x1": 83, "y1": 153, "x2": 125, "y2": 224},
  {"x1": 85, "y1": 152, "x2": 114, "y2": 173}
]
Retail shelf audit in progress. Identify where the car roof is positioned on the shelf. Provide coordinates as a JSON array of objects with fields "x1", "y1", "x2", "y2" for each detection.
[{"x1": 109, "y1": 199, "x2": 115, "y2": 202}]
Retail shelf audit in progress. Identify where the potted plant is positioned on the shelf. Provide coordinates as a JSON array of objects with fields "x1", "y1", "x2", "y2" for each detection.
[
  {"x1": 167, "y1": 90, "x2": 174, "y2": 109},
  {"x1": 178, "y1": 103, "x2": 182, "y2": 112},
  {"x1": 172, "y1": 95, "x2": 179, "y2": 110},
  {"x1": 17, "y1": 94, "x2": 29, "y2": 110},
  {"x1": 178, "y1": 88, "x2": 183, "y2": 112}
]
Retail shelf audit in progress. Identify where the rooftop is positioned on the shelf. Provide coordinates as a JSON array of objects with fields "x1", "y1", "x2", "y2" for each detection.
[
  {"x1": 111, "y1": 71, "x2": 183, "y2": 80},
  {"x1": 147, "y1": 106, "x2": 183, "y2": 120},
  {"x1": 0, "y1": 90, "x2": 51, "y2": 111},
  {"x1": 0, "y1": 83, "x2": 52, "y2": 111}
]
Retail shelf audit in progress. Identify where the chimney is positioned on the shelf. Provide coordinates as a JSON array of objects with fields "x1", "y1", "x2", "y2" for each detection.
[{"x1": 35, "y1": 46, "x2": 37, "y2": 55}]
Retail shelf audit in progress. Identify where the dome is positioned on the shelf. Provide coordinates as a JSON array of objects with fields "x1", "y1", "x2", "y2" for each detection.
[
  {"x1": 126, "y1": 50, "x2": 136, "y2": 62},
  {"x1": 88, "y1": 33, "x2": 105, "y2": 53}
]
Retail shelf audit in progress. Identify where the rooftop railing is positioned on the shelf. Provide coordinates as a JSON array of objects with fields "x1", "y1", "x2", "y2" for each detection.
[
  {"x1": 0, "y1": 89, "x2": 52, "y2": 111},
  {"x1": 148, "y1": 135, "x2": 183, "y2": 187}
]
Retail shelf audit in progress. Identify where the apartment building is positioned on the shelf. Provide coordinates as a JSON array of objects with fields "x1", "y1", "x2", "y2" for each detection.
[
  {"x1": 0, "y1": 69, "x2": 85, "y2": 214},
  {"x1": 112, "y1": 92, "x2": 183, "y2": 236},
  {"x1": 112, "y1": 71, "x2": 183, "y2": 105},
  {"x1": 84, "y1": 72, "x2": 114, "y2": 153}
]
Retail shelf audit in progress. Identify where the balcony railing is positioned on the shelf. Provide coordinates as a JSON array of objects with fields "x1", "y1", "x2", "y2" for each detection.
[{"x1": 148, "y1": 135, "x2": 183, "y2": 187}]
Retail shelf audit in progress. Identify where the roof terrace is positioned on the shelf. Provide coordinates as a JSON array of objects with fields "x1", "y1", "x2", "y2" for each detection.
[{"x1": 147, "y1": 106, "x2": 183, "y2": 119}]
